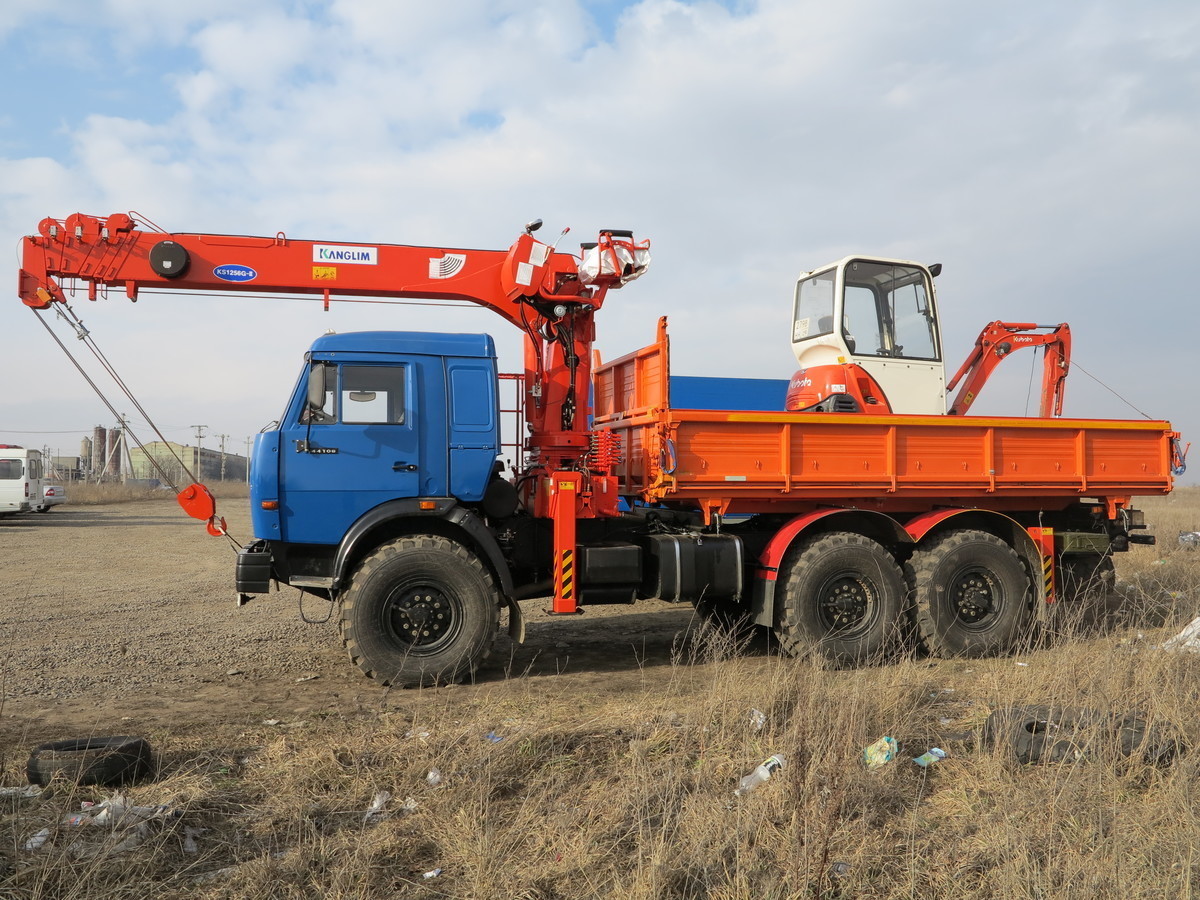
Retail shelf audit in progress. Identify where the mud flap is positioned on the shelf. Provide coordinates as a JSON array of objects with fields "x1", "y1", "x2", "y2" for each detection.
[{"x1": 506, "y1": 596, "x2": 526, "y2": 644}]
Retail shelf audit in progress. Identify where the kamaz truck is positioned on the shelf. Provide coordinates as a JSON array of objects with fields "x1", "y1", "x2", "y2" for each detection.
[{"x1": 19, "y1": 212, "x2": 1184, "y2": 685}]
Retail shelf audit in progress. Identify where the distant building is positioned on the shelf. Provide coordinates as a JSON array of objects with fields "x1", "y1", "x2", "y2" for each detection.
[
  {"x1": 127, "y1": 441, "x2": 248, "y2": 484},
  {"x1": 50, "y1": 457, "x2": 83, "y2": 481}
]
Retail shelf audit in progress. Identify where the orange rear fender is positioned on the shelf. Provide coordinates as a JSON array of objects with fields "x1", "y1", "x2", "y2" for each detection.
[{"x1": 756, "y1": 508, "x2": 912, "y2": 581}]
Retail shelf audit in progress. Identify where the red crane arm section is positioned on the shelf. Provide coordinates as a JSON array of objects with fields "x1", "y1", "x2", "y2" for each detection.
[
  {"x1": 946, "y1": 320, "x2": 1072, "y2": 417},
  {"x1": 18, "y1": 212, "x2": 599, "y2": 328},
  {"x1": 18, "y1": 212, "x2": 651, "y2": 524}
]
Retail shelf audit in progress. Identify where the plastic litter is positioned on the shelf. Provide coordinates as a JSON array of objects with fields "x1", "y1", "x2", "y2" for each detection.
[
  {"x1": 829, "y1": 861, "x2": 852, "y2": 880},
  {"x1": 1160, "y1": 615, "x2": 1200, "y2": 653},
  {"x1": 0, "y1": 785, "x2": 42, "y2": 799},
  {"x1": 423, "y1": 868, "x2": 443, "y2": 879},
  {"x1": 485, "y1": 731, "x2": 504, "y2": 743},
  {"x1": 56, "y1": 795, "x2": 180, "y2": 829},
  {"x1": 749, "y1": 709, "x2": 766, "y2": 731},
  {"x1": 22, "y1": 794, "x2": 182, "y2": 854},
  {"x1": 1179, "y1": 531, "x2": 1200, "y2": 549},
  {"x1": 734, "y1": 753, "x2": 785, "y2": 797},
  {"x1": 863, "y1": 736, "x2": 898, "y2": 770},
  {"x1": 71, "y1": 823, "x2": 150, "y2": 857},
  {"x1": 183, "y1": 826, "x2": 204, "y2": 854},
  {"x1": 22, "y1": 827, "x2": 51, "y2": 851},
  {"x1": 426, "y1": 768, "x2": 443, "y2": 787},
  {"x1": 194, "y1": 864, "x2": 240, "y2": 884},
  {"x1": 364, "y1": 790, "x2": 392, "y2": 824},
  {"x1": 913, "y1": 748, "x2": 947, "y2": 767}
]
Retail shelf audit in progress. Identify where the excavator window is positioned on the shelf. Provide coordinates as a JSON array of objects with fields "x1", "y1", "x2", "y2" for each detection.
[
  {"x1": 890, "y1": 277, "x2": 938, "y2": 360},
  {"x1": 792, "y1": 270, "x2": 835, "y2": 341},
  {"x1": 842, "y1": 261, "x2": 940, "y2": 362},
  {"x1": 843, "y1": 285, "x2": 884, "y2": 356}
]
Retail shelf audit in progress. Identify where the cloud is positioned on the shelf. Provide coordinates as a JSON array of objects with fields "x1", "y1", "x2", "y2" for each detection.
[{"x1": 0, "y1": 0, "x2": 50, "y2": 39}]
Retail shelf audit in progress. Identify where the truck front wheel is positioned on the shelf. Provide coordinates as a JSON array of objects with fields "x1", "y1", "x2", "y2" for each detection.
[
  {"x1": 775, "y1": 532, "x2": 905, "y2": 665},
  {"x1": 907, "y1": 530, "x2": 1032, "y2": 657},
  {"x1": 340, "y1": 535, "x2": 499, "y2": 686}
]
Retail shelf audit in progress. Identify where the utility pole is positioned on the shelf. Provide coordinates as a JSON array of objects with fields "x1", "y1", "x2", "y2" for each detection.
[
  {"x1": 217, "y1": 433, "x2": 229, "y2": 482},
  {"x1": 191, "y1": 424, "x2": 207, "y2": 482},
  {"x1": 119, "y1": 414, "x2": 130, "y2": 483}
]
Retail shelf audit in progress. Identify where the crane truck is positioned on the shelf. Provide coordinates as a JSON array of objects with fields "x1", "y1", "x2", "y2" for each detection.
[{"x1": 19, "y1": 212, "x2": 1184, "y2": 685}]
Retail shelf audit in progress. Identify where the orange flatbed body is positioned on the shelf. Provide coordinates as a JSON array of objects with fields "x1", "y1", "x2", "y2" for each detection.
[{"x1": 593, "y1": 320, "x2": 1176, "y2": 519}]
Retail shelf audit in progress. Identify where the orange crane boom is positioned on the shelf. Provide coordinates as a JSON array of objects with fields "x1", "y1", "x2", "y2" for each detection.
[{"x1": 19, "y1": 211, "x2": 650, "y2": 615}]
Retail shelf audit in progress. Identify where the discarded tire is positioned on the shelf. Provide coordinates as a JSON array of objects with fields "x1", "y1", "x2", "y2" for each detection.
[
  {"x1": 982, "y1": 706, "x2": 1179, "y2": 766},
  {"x1": 26, "y1": 736, "x2": 155, "y2": 787}
]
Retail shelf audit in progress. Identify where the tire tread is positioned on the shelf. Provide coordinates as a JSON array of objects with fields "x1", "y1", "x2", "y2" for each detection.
[
  {"x1": 907, "y1": 529, "x2": 1031, "y2": 657},
  {"x1": 339, "y1": 534, "x2": 498, "y2": 686}
]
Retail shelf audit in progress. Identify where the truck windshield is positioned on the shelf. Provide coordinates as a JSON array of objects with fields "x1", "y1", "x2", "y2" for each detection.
[
  {"x1": 843, "y1": 261, "x2": 939, "y2": 361},
  {"x1": 0, "y1": 459, "x2": 22, "y2": 479}
]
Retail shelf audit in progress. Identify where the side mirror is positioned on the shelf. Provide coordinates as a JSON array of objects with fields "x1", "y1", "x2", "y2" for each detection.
[{"x1": 307, "y1": 365, "x2": 329, "y2": 412}]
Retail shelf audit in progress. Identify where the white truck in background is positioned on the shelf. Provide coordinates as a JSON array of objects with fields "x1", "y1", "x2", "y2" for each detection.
[{"x1": 0, "y1": 446, "x2": 44, "y2": 516}]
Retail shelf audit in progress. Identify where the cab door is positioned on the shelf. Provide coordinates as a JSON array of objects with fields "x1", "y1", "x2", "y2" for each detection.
[{"x1": 278, "y1": 358, "x2": 447, "y2": 545}]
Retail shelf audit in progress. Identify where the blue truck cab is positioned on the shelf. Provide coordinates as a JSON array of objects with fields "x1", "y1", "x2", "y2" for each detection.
[
  {"x1": 242, "y1": 331, "x2": 503, "y2": 590},
  {"x1": 234, "y1": 329, "x2": 753, "y2": 689}
]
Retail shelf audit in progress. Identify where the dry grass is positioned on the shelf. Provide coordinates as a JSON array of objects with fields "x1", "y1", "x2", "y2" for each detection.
[
  {"x1": 2, "y1": 488, "x2": 1199, "y2": 898},
  {"x1": 65, "y1": 483, "x2": 250, "y2": 506}
]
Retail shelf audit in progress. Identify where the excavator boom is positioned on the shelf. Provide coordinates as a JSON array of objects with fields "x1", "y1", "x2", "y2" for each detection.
[{"x1": 946, "y1": 320, "x2": 1071, "y2": 417}]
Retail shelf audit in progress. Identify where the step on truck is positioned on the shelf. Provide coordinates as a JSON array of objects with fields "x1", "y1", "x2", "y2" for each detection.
[{"x1": 19, "y1": 213, "x2": 1185, "y2": 684}]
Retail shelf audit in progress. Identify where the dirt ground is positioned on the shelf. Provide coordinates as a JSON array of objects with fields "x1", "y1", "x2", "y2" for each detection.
[{"x1": 0, "y1": 499, "x2": 720, "y2": 748}]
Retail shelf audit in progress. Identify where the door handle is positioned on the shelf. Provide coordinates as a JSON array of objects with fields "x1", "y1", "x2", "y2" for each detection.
[{"x1": 392, "y1": 462, "x2": 418, "y2": 472}]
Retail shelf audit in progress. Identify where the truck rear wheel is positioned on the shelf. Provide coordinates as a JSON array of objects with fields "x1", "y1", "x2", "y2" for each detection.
[
  {"x1": 907, "y1": 530, "x2": 1032, "y2": 657},
  {"x1": 340, "y1": 535, "x2": 499, "y2": 687},
  {"x1": 775, "y1": 532, "x2": 905, "y2": 665}
]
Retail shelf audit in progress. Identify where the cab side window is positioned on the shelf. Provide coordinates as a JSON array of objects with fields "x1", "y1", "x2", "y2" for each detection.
[{"x1": 341, "y1": 366, "x2": 407, "y2": 425}]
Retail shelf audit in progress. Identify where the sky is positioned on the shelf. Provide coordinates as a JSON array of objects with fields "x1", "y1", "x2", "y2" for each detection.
[{"x1": 1, "y1": 0, "x2": 1196, "y2": 485}]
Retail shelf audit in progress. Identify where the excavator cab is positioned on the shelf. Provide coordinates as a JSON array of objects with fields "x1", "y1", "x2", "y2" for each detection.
[{"x1": 786, "y1": 256, "x2": 946, "y2": 415}]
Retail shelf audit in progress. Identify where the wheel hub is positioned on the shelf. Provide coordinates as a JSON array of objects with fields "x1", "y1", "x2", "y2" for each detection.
[
  {"x1": 953, "y1": 572, "x2": 996, "y2": 622},
  {"x1": 819, "y1": 576, "x2": 873, "y2": 628},
  {"x1": 388, "y1": 589, "x2": 452, "y2": 646}
]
